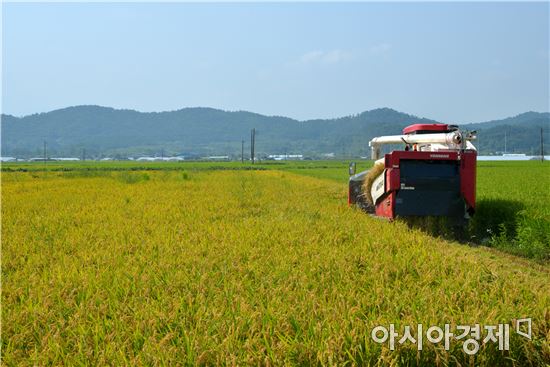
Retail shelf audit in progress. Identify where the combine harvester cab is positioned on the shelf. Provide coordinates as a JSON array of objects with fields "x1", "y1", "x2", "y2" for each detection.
[{"x1": 349, "y1": 124, "x2": 477, "y2": 222}]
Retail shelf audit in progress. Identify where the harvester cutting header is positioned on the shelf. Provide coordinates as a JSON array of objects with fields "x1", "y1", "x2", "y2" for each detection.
[{"x1": 349, "y1": 124, "x2": 477, "y2": 221}]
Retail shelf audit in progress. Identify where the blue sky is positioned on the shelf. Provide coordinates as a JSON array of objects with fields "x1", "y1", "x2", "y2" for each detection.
[{"x1": 2, "y1": 2, "x2": 549, "y2": 123}]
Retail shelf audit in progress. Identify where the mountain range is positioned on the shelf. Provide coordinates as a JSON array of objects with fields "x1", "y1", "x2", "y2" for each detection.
[{"x1": 1, "y1": 106, "x2": 548, "y2": 158}]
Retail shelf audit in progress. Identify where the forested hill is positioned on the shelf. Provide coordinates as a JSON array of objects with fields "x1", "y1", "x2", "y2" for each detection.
[{"x1": 2, "y1": 106, "x2": 548, "y2": 157}]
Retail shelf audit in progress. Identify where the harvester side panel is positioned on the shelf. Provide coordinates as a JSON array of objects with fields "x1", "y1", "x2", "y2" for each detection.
[
  {"x1": 375, "y1": 192, "x2": 395, "y2": 218},
  {"x1": 460, "y1": 150, "x2": 477, "y2": 212},
  {"x1": 386, "y1": 167, "x2": 400, "y2": 191}
]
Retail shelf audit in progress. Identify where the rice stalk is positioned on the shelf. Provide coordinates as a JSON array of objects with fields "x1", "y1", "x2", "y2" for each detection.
[{"x1": 361, "y1": 162, "x2": 385, "y2": 205}]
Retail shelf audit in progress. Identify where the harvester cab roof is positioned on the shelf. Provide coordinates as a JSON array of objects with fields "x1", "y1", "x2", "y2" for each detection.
[
  {"x1": 348, "y1": 123, "x2": 477, "y2": 222},
  {"x1": 402, "y1": 123, "x2": 458, "y2": 135}
]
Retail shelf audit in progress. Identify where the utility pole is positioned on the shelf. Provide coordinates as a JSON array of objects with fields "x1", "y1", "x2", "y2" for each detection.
[
  {"x1": 82, "y1": 148, "x2": 86, "y2": 161},
  {"x1": 241, "y1": 139, "x2": 244, "y2": 164},
  {"x1": 541, "y1": 127, "x2": 544, "y2": 162},
  {"x1": 250, "y1": 128, "x2": 256, "y2": 164},
  {"x1": 43, "y1": 141, "x2": 47, "y2": 165},
  {"x1": 504, "y1": 130, "x2": 507, "y2": 154}
]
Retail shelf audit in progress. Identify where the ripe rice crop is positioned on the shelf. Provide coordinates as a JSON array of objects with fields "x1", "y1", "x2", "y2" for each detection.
[
  {"x1": 286, "y1": 161, "x2": 550, "y2": 261},
  {"x1": 2, "y1": 166, "x2": 549, "y2": 365}
]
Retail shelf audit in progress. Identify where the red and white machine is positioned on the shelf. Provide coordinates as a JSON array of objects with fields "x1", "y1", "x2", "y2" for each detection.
[{"x1": 349, "y1": 124, "x2": 477, "y2": 221}]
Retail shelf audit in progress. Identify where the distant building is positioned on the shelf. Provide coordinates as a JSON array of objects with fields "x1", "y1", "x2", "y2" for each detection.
[
  {"x1": 28, "y1": 157, "x2": 80, "y2": 162},
  {"x1": 52, "y1": 158, "x2": 80, "y2": 161},
  {"x1": 267, "y1": 154, "x2": 303, "y2": 161},
  {"x1": 477, "y1": 154, "x2": 549, "y2": 161},
  {"x1": 136, "y1": 156, "x2": 185, "y2": 162},
  {"x1": 164, "y1": 156, "x2": 185, "y2": 161}
]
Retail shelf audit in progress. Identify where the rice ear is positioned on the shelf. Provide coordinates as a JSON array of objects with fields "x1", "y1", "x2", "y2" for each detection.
[{"x1": 362, "y1": 163, "x2": 385, "y2": 205}]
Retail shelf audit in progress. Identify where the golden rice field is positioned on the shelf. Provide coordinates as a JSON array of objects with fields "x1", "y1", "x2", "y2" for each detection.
[{"x1": 2, "y1": 166, "x2": 549, "y2": 365}]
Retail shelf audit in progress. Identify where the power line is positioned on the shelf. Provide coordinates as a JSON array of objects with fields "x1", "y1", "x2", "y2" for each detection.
[
  {"x1": 541, "y1": 127, "x2": 544, "y2": 162},
  {"x1": 250, "y1": 128, "x2": 256, "y2": 164},
  {"x1": 241, "y1": 139, "x2": 244, "y2": 164}
]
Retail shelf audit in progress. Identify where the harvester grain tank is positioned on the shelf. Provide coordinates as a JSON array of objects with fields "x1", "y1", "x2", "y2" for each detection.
[{"x1": 348, "y1": 124, "x2": 477, "y2": 221}]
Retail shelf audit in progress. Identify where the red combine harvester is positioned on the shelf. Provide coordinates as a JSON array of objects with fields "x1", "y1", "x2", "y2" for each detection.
[{"x1": 348, "y1": 124, "x2": 477, "y2": 222}]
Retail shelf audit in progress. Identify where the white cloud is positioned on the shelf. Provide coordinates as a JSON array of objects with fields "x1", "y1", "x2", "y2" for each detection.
[
  {"x1": 297, "y1": 49, "x2": 352, "y2": 66},
  {"x1": 369, "y1": 43, "x2": 392, "y2": 56}
]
